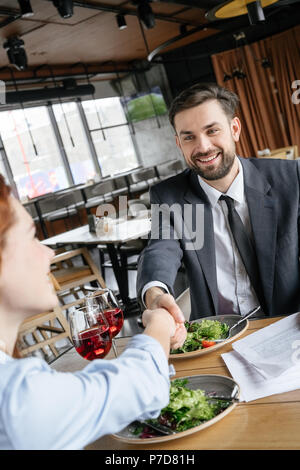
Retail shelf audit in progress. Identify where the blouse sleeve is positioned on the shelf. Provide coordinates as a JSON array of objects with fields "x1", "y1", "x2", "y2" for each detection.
[{"x1": 1, "y1": 334, "x2": 171, "y2": 450}]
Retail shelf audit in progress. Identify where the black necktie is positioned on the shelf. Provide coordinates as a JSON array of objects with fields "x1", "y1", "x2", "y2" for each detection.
[{"x1": 220, "y1": 195, "x2": 263, "y2": 305}]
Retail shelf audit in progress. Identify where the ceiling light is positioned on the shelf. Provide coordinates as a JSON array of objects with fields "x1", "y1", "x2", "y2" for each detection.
[
  {"x1": 3, "y1": 37, "x2": 28, "y2": 71},
  {"x1": 247, "y1": 1, "x2": 266, "y2": 24},
  {"x1": 53, "y1": 0, "x2": 73, "y2": 19},
  {"x1": 18, "y1": 0, "x2": 34, "y2": 17},
  {"x1": 116, "y1": 14, "x2": 127, "y2": 30},
  {"x1": 138, "y1": 1, "x2": 155, "y2": 29}
]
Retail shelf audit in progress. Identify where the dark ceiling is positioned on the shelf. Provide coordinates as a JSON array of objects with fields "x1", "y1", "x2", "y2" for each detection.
[{"x1": 0, "y1": 0, "x2": 298, "y2": 88}]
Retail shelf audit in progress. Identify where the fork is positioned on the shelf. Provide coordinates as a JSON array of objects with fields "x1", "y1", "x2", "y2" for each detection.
[
  {"x1": 134, "y1": 420, "x2": 176, "y2": 436},
  {"x1": 213, "y1": 306, "x2": 261, "y2": 343}
]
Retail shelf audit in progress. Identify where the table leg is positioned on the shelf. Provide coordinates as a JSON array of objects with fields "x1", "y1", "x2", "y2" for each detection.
[
  {"x1": 106, "y1": 243, "x2": 130, "y2": 305},
  {"x1": 105, "y1": 243, "x2": 141, "y2": 316}
]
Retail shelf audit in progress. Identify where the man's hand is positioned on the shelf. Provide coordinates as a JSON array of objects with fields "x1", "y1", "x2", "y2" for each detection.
[{"x1": 145, "y1": 288, "x2": 187, "y2": 349}]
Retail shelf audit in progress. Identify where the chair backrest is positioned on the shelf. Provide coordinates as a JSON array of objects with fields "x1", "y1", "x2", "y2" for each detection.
[
  {"x1": 113, "y1": 175, "x2": 129, "y2": 190},
  {"x1": 54, "y1": 192, "x2": 77, "y2": 210},
  {"x1": 84, "y1": 180, "x2": 115, "y2": 199},
  {"x1": 156, "y1": 160, "x2": 184, "y2": 178},
  {"x1": 38, "y1": 195, "x2": 57, "y2": 214},
  {"x1": 257, "y1": 145, "x2": 298, "y2": 160},
  {"x1": 129, "y1": 167, "x2": 157, "y2": 183},
  {"x1": 51, "y1": 247, "x2": 106, "y2": 296},
  {"x1": 270, "y1": 145, "x2": 298, "y2": 159}
]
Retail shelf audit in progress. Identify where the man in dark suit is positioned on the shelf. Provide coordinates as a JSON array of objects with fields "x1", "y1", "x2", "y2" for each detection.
[{"x1": 137, "y1": 83, "x2": 300, "y2": 341}]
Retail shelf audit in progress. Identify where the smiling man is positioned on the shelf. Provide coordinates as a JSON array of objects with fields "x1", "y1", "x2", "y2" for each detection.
[{"x1": 137, "y1": 82, "x2": 300, "y2": 334}]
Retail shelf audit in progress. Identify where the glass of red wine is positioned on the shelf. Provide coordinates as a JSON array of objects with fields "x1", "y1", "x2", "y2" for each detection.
[
  {"x1": 69, "y1": 305, "x2": 112, "y2": 361},
  {"x1": 86, "y1": 289, "x2": 124, "y2": 357}
]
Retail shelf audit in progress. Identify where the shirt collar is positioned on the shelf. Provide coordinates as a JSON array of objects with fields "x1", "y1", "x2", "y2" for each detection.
[{"x1": 197, "y1": 157, "x2": 244, "y2": 208}]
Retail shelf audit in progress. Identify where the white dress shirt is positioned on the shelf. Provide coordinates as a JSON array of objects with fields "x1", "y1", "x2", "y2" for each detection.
[{"x1": 142, "y1": 159, "x2": 260, "y2": 316}]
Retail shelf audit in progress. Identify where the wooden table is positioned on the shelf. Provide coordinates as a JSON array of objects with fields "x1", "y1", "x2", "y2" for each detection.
[{"x1": 51, "y1": 317, "x2": 300, "y2": 450}]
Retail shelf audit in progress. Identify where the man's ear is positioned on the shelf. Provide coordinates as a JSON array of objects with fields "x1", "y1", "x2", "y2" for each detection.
[
  {"x1": 175, "y1": 134, "x2": 181, "y2": 150},
  {"x1": 231, "y1": 116, "x2": 241, "y2": 142}
]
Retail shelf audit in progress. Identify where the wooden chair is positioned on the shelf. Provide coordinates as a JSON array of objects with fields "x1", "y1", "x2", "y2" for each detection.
[
  {"x1": 50, "y1": 247, "x2": 106, "y2": 310},
  {"x1": 257, "y1": 145, "x2": 298, "y2": 160},
  {"x1": 16, "y1": 304, "x2": 73, "y2": 360},
  {"x1": 16, "y1": 248, "x2": 106, "y2": 360},
  {"x1": 270, "y1": 145, "x2": 298, "y2": 159}
]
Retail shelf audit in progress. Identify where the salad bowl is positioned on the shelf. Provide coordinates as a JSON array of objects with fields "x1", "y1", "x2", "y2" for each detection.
[
  {"x1": 112, "y1": 374, "x2": 240, "y2": 444},
  {"x1": 170, "y1": 314, "x2": 249, "y2": 359}
]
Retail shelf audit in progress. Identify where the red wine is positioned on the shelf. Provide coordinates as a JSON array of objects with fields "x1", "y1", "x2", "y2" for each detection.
[
  {"x1": 74, "y1": 326, "x2": 112, "y2": 361},
  {"x1": 103, "y1": 308, "x2": 124, "y2": 338}
]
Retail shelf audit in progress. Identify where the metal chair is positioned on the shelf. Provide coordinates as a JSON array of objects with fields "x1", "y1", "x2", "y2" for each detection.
[
  {"x1": 83, "y1": 180, "x2": 115, "y2": 211},
  {"x1": 38, "y1": 192, "x2": 82, "y2": 235},
  {"x1": 127, "y1": 167, "x2": 160, "y2": 195},
  {"x1": 111, "y1": 175, "x2": 130, "y2": 198},
  {"x1": 156, "y1": 160, "x2": 185, "y2": 180}
]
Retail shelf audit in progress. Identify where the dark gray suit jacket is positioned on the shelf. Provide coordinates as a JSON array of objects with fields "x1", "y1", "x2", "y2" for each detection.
[{"x1": 137, "y1": 157, "x2": 300, "y2": 320}]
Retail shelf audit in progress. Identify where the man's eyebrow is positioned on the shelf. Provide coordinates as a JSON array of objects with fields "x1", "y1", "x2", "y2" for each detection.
[
  {"x1": 202, "y1": 121, "x2": 221, "y2": 130},
  {"x1": 179, "y1": 130, "x2": 193, "y2": 136},
  {"x1": 178, "y1": 121, "x2": 222, "y2": 136}
]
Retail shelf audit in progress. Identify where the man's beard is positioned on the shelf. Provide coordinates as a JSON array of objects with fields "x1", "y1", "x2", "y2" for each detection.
[{"x1": 188, "y1": 148, "x2": 236, "y2": 181}]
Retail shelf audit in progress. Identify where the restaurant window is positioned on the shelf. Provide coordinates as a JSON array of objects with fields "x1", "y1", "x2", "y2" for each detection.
[
  {"x1": 82, "y1": 97, "x2": 139, "y2": 177},
  {"x1": 52, "y1": 102, "x2": 96, "y2": 184},
  {"x1": 0, "y1": 107, "x2": 68, "y2": 199}
]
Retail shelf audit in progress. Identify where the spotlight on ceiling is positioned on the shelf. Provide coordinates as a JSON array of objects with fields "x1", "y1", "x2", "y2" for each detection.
[
  {"x1": 18, "y1": 0, "x2": 34, "y2": 17},
  {"x1": 246, "y1": 1, "x2": 266, "y2": 24},
  {"x1": 138, "y1": 0, "x2": 155, "y2": 29},
  {"x1": 116, "y1": 14, "x2": 127, "y2": 30},
  {"x1": 3, "y1": 37, "x2": 28, "y2": 71},
  {"x1": 53, "y1": 0, "x2": 73, "y2": 19}
]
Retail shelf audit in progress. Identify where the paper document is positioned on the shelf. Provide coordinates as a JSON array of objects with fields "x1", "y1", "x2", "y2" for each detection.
[
  {"x1": 222, "y1": 350, "x2": 300, "y2": 402},
  {"x1": 230, "y1": 312, "x2": 300, "y2": 378}
]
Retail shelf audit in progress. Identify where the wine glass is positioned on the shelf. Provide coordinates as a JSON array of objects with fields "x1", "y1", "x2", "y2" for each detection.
[
  {"x1": 69, "y1": 305, "x2": 112, "y2": 361},
  {"x1": 86, "y1": 289, "x2": 124, "y2": 357}
]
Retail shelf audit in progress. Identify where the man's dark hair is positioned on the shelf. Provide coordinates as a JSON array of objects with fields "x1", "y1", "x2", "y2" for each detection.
[{"x1": 169, "y1": 83, "x2": 240, "y2": 129}]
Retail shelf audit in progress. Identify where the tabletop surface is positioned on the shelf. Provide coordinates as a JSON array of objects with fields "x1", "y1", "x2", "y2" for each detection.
[
  {"x1": 51, "y1": 316, "x2": 300, "y2": 450},
  {"x1": 41, "y1": 217, "x2": 151, "y2": 245}
]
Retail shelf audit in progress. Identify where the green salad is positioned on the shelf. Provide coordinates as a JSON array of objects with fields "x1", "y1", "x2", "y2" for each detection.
[
  {"x1": 132, "y1": 379, "x2": 231, "y2": 437},
  {"x1": 171, "y1": 319, "x2": 229, "y2": 354}
]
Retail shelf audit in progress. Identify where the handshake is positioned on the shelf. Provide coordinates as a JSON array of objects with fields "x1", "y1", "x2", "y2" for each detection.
[{"x1": 142, "y1": 288, "x2": 187, "y2": 354}]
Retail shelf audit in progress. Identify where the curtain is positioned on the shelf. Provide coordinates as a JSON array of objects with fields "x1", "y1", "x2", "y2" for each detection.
[{"x1": 211, "y1": 25, "x2": 300, "y2": 158}]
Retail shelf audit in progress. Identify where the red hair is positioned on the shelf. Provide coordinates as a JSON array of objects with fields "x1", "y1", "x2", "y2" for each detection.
[
  {"x1": 0, "y1": 174, "x2": 13, "y2": 268},
  {"x1": 0, "y1": 175, "x2": 20, "y2": 357}
]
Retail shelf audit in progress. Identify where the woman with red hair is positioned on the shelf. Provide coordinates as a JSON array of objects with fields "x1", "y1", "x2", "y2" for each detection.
[{"x1": 0, "y1": 175, "x2": 184, "y2": 450}]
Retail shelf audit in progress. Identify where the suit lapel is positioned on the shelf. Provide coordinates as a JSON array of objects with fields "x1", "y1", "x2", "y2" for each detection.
[
  {"x1": 240, "y1": 158, "x2": 277, "y2": 311},
  {"x1": 183, "y1": 171, "x2": 219, "y2": 315}
]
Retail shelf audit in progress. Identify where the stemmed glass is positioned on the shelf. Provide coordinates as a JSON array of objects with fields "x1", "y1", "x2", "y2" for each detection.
[
  {"x1": 69, "y1": 305, "x2": 112, "y2": 361},
  {"x1": 86, "y1": 288, "x2": 124, "y2": 357}
]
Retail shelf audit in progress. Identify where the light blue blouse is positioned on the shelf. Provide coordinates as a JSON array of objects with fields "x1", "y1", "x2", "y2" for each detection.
[{"x1": 0, "y1": 334, "x2": 173, "y2": 450}]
